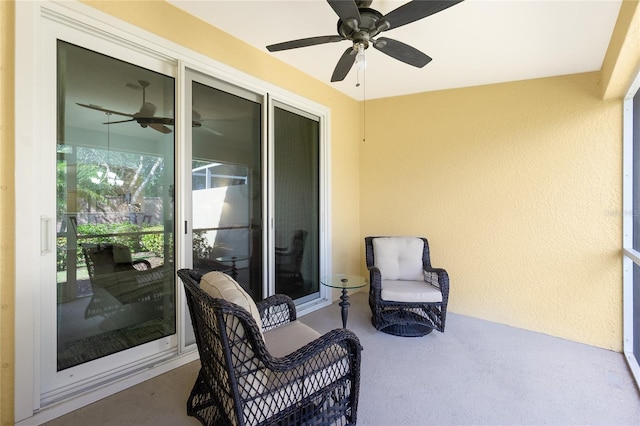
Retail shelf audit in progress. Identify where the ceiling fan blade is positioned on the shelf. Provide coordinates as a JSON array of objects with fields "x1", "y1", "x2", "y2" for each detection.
[
  {"x1": 198, "y1": 117, "x2": 236, "y2": 134},
  {"x1": 267, "y1": 35, "x2": 344, "y2": 52},
  {"x1": 146, "y1": 117, "x2": 175, "y2": 125},
  {"x1": 201, "y1": 126, "x2": 224, "y2": 136},
  {"x1": 77, "y1": 103, "x2": 133, "y2": 118},
  {"x1": 148, "y1": 123, "x2": 172, "y2": 134},
  {"x1": 331, "y1": 47, "x2": 357, "y2": 82},
  {"x1": 102, "y1": 118, "x2": 135, "y2": 125},
  {"x1": 327, "y1": 0, "x2": 361, "y2": 30},
  {"x1": 381, "y1": 0, "x2": 464, "y2": 30},
  {"x1": 373, "y1": 37, "x2": 432, "y2": 68}
]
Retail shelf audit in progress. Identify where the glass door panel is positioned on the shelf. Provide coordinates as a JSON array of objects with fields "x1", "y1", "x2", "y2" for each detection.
[
  {"x1": 273, "y1": 105, "x2": 320, "y2": 303},
  {"x1": 190, "y1": 80, "x2": 263, "y2": 301},
  {"x1": 56, "y1": 41, "x2": 175, "y2": 371}
]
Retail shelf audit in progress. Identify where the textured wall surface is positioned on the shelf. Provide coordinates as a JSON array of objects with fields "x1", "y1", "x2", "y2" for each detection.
[
  {"x1": 360, "y1": 73, "x2": 623, "y2": 350},
  {"x1": 0, "y1": 1, "x2": 15, "y2": 423}
]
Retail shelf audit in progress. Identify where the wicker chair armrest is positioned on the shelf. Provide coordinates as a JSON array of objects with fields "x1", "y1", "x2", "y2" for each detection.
[
  {"x1": 133, "y1": 266, "x2": 164, "y2": 281},
  {"x1": 368, "y1": 266, "x2": 382, "y2": 290},
  {"x1": 368, "y1": 267, "x2": 382, "y2": 302},
  {"x1": 424, "y1": 267, "x2": 449, "y2": 298},
  {"x1": 132, "y1": 259, "x2": 152, "y2": 271},
  {"x1": 264, "y1": 328, "x2": 363, "y2": 372},
  {"x1": 256, "y1": 294, "x2": 297, "y2": 330}
]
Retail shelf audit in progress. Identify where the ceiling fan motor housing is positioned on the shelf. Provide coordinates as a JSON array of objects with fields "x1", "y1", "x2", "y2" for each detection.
[{"x1": 337, "y1": 8, "x2": 385, "y2": 49}]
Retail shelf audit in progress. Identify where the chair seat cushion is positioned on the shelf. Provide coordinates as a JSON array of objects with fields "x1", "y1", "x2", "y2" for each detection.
[
  {"x1": 246, "y1": 321, "x2": 349, "y2": 424},
  {"x1": 264, "y1": 320, "x2": 322, "y2": 358},
  {"x1": 381, "y1": 279, "x2": 442, "y2": 303}
]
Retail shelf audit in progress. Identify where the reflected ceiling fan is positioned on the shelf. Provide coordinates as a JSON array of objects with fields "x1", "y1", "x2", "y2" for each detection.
[
  {"x1": 266, "y1": 0, "x2": 464, "y2": 82},
  {"x1": 77, "y1": 80, "x2": 174, "y2": 134},
  {"x1": 77, "y1": 80, "x2": 222, "y2": 135}
]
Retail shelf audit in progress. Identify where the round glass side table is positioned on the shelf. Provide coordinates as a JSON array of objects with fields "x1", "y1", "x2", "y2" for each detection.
[
  {"x1": 215, "y1": 255, "x2": 249, "y2": 280},
  {"x1": 320, "y1": 274, "x2": 367, "y2": 328}
]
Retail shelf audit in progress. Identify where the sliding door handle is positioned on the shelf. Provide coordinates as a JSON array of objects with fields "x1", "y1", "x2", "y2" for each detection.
[{"x1": 41, "y1": 216, "x2": 52, "y2": 255}]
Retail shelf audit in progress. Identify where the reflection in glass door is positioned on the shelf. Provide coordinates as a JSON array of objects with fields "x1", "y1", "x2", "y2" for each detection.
[
  {"x1": 190, "y1": 78, "x2": 263, "y2": 301},
  {"x1": 56, "y1": 41, "x2": 175, "y2": 371},
  {"x1": 273, "y1": 104, "x2": 320, "y2": 303}
]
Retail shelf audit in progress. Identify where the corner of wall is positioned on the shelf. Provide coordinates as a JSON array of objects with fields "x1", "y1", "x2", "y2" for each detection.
[{"x1": 601, "y1": 0, "x2": 640, "y2": 99}]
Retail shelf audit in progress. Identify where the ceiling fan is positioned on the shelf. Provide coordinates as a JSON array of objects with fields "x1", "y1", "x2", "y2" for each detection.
[
  {"x1": 266, "y1": 0, "x2": 464, "y2": 82},
  {"x1": 77, "y1": 80, "x2": 222, "y2": 135}
]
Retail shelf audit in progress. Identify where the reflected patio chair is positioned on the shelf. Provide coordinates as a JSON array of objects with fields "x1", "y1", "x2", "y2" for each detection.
[
  {"x1": 81, "y1": 243, "x2": 166, "y2": 319},
  {"x1": 275, "y1": 229, "x2": 307, "y2": 286}
]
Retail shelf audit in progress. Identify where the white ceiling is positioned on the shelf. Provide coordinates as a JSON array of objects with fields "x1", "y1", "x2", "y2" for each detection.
[{"x1": 168, "y1": 0, "x2": 622, "y2": 100}]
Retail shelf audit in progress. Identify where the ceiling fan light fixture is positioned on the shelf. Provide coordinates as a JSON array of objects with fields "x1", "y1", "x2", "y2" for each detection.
[{"x1": 355, "y1": 42, "x2": 367, "y2": 70}]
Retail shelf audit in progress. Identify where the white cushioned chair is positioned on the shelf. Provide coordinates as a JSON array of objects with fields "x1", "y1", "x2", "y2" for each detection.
[
  {"x1": 177, "y1": 269, "x2": 362, "y2": 426},
  {"x1": 365, "y1": 236, "x2": 450, "y2": 337}
]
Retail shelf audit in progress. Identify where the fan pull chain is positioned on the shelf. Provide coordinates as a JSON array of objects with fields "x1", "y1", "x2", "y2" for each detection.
[
  {"x1": 362, "y1": 67, "x2": 366, "y2": 143},
  {"x1": 106, "y1": 112, "x2": 111, "y2": 164},
  {"x1": 354, "y1": 52, "x2": 366, "y2": 142}
]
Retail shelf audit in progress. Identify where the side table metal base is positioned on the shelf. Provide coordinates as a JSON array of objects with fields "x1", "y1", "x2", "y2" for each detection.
[
  {"x1": 339, "y1": 288, "x2": 350, "y2": 328},
  {"x1": 320, "y1": 274, "x2": 367, "y2": 329}
]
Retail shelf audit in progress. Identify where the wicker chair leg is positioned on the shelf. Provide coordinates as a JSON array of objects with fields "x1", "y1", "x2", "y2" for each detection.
[{"x1": 187, "y1": 369, "x2": 229, "y2": 426}]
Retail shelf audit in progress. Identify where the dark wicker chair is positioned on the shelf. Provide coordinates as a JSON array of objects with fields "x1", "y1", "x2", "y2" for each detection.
[
  {"x1": 177, "y1": 268, "x2": 362, "y2": 426},
  {"x1": 365, "y1": 236, "x2": 449, "y2": 337}
]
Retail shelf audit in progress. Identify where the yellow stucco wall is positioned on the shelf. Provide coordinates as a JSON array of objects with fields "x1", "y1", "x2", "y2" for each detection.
[
  {"x1": 356, "y1": 0, "x2": 639, "y2": 352},
  {"x1": 0, "y1": 1, "x2": 15, "y2": 423},
  {"x1": 360, "y1": 72, "x2": 623, "y2": 350}
]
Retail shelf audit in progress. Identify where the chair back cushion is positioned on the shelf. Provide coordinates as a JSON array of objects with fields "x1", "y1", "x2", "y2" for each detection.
[
  {"x1": 111, "y1": 243, "x2": 133, "y2": 264},
  {"x1": 373, "y1": 237, "x2": 424, "y2": 281},
  {"x1": 199, "y1": 271, "x2": 268, "y2": 403},
  {"x1": 199, "y1": 271, "x2": 263, "y2": 332}
]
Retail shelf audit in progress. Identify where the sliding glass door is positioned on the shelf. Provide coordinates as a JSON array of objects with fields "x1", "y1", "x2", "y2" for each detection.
[
  {"x1": 43, "y1": 37, "x2": 177, "y2": 402},
  {"x1": 188, "y1": 73, "x2": 264, "y2": 301},
  {"x1": 185, "y1": 73, "x2": 324, "y2": 307},
  {"x1": 56, "y1": 41, "x2": 176, "y2": 368},
  {"x1": 273, "y1": 104, "x2": 321, "y2": 303}
]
